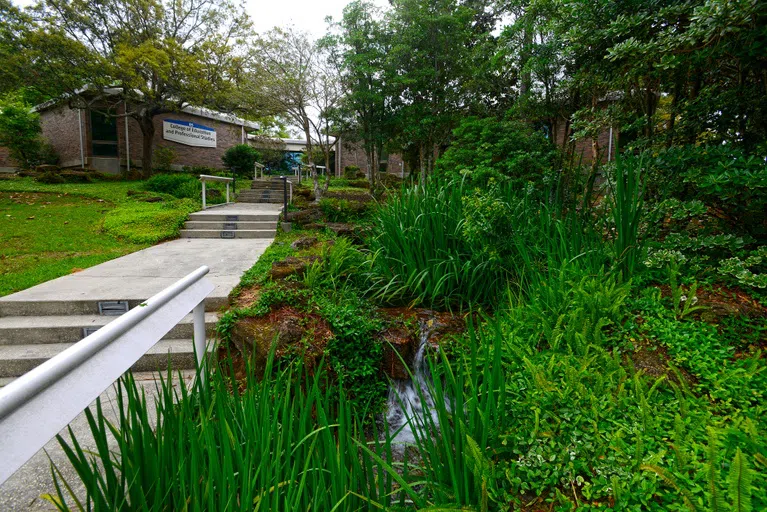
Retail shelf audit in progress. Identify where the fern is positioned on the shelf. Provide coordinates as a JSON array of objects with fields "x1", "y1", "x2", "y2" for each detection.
[
  {"x1": 728, "y1": 448, "x2": 753, "y2": 512},
  {"x1": 640, "y1": 464, "x2": 697, "y2": 512},
  {"x1": 708, "y1": 428, "x2": 726, "y2": 512}
]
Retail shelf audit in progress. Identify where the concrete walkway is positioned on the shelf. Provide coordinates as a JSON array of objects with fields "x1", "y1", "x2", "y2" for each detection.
[
  {"x1": 0, "y1": 372, "x2": 195, "y2": 511},
  {"x1": 0, "y1": 207, "x2": 279, "y2": 315},
  {"x1": 0, "y1": 203, "x2": 279, "y2": 509}
]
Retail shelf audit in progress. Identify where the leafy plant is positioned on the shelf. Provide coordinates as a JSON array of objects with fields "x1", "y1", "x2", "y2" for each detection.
[
  {"x1": 47, "y1": 357, "x2": 398, "y2": 511},
  {"x1": 222, "y1": 144, "x2": 261, "y2": 177},
  {"x1": 608, "y1": 154, "x2": 645, "y2": 280}
]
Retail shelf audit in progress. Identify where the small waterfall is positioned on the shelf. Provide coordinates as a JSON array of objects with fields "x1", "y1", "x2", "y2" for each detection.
[{"x1": 385, "y1": 322, "x2": 440, "y2": 446}]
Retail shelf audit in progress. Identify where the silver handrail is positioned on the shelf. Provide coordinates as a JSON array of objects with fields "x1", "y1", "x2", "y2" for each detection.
[
  {"x1": 0, "y1": 266, "x2": 214, "y2": 484},
  {"x1": 199, "y1": 174, "x2": 233, "y2": 208}
]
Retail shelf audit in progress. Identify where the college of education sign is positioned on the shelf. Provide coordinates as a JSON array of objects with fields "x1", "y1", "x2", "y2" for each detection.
[{"x1": 162, "y1": 119, "x2": 217, "y2": 148}]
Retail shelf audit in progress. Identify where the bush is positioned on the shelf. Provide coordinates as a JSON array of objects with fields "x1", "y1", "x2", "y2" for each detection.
[
  {"x1": 35, "y1": 171, "x2": 66, "y2": 184},
  {"x1": 343, "y1": 165, "x2": 363, "y2": 179},
  {"x1": 435, "y1": 115, "x2": 558, "y2": 188},
  {"x1": 153, "y1": 146, "x2": 177, "y2": 173},
  {"x1": 222, "y1": 144, "x2": 261, "y2": 177},
  {"x1": 144, "y1": 173, "x2": 199, "y2": 199},
  {"x1": 103, "y1": 198, "x2": 197, "y2": 244},
  {"x1": 319, "y1": 198, "x2": 373, "y2": 222}
]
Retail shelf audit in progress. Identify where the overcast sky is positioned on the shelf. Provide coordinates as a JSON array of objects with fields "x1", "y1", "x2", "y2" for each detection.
[{"x1": 12, "y1": 0, "x2": 390, "y2": 40}]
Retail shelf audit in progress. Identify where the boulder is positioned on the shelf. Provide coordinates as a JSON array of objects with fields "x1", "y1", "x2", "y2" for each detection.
[
  {"x1": 381, "y1": 326, "x2": 416, "y2": 380},
  {"x1": 326, "y1": 223, "x2": 356, "y2": 237},
  {"x1": 291, "y1": 236, "x2": 318, "y2": 251},
  {"x1": 268, "y1": 255, "x2": 318, "y2": 281},
  {"x1": 289, "y1": 207, "x2": 324, "y2": 225}
]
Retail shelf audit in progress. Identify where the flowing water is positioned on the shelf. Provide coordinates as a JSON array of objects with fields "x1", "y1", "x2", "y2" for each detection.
[{"x1": 385, "y1": 322, "x2": 441, "y2": 446}]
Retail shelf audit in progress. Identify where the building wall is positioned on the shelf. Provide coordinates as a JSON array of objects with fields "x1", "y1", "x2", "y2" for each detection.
[
  {"x1": 0, "y1": 146, "x2": 16, "y2": 171},
  {"x1": 554, "y1": 124, "x2": 615, "y2": 165},
  {"x1": 40, "y1": 105, "x2": 84, "y2": 168},
  {"x1": 335, "y1": 138, "x2": 408, "y2": 178},
  {"x1": 121, "y1": 110, "x2": 245, "y2": 171}
]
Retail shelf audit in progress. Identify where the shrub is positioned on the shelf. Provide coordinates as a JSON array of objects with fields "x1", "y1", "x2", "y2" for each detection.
[
  {"x1": 103, "y1": 198, "x2": 197, "y2": 244},
  {"x1": 435, "y1": 115, "x2": 558, "y2": 188},
  {"x1": 35, "y1": 171, "x2": 66, "y2": 184},
  {"x1": 0, "y1": 93, "x2": 43, "y2": 170},
  {"x1": 319, "y1": 198, "x2": 372, "y2": 222},
  {"x1": 368, "y1": 179, "x2": 512, "y2": 307},
  {"x1": 144, "y1": 173, "x2": 199, "y2": 199},
  {"x1": 49, "y1": 358, "x2": 398, "y2": 511},
  {"x1": 153, "y1": 146, "x2": 177, "y2": 172},
  {"x1": 343, "y1": 165, "x2": 362, "y2": 179},
  {"x1": 222, "y1": 144, "x2": 261, "y2": 177}
]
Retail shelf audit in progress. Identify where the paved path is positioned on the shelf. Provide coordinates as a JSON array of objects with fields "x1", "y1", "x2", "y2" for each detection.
[
  {"x1": 0, "y1": 203, "x2": 279, "y2": 509},
  {"x1": 0, "y1": 203, "x2": 280, "y2": 315},
  {"x1": 0, "y1": 372, "x2": 195, "y2": 511}
]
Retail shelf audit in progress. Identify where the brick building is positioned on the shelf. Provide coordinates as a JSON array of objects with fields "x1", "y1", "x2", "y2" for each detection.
[
  {"x1": 334, "y1": 135, "x2": 409, "y2": 178},
  {"x1": 30, "y1": 98, "x2": 258, "y2": 174}
]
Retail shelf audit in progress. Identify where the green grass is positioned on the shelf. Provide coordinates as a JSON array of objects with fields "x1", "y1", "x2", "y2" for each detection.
[{"x1": 0, "y1": 178, "x2": 199, "y2": 296}]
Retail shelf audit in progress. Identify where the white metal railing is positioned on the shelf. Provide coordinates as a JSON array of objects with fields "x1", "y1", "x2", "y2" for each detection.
[
  {"x1": 199, "y1": 174, "x2": 233, "y2": 209},
  {"x1": 0, "y1": 266, "x2": 214, "y2": 485},
  {"x1": 254, "y1": 162, "x2": 265, "y2": 180}
]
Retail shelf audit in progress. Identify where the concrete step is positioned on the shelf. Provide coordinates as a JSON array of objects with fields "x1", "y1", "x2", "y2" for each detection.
[
  {"x1": 184, "y1": 221, "x2": 278, "y2": 230},
  {"x1": 187, "y1": 213, "x2": 279, "y2": 222},
  {"x1": 0, "y1": 297, "x2": 225, "y2": 317},
  {"x1": 0, "y1": 312, "x2": 218, "y2": 345},
  {"x1": 237, "y1": 190, "x2": 285, "y2": 202},
  {"x1": 179, "y1": 229, "x2": 276, "y2": 239},
  {"x1": 0, "y1": 339, "x2": 215, "y2": 378},
  {"x1": 249, "y1": 184, "x2": 285, "y2": 190}
]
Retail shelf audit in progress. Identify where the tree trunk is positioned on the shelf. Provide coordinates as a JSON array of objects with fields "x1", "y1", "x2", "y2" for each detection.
[
  {"x1": 418, "y1": 144, "x2": 426, "y2": 187},
  {"x1": 303, "y1": 123, "x2": 321, "y2": 203},
  {"x1": 322, "y1": 150, "x2": 331, "y2": 193},
  {"x1": 138, "y1": 115, "x2": 155, "y2": 179}
]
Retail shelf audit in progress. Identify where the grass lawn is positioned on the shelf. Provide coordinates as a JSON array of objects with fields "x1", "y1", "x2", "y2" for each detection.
[{"x1": 0, "y1": 178, "x2": 198, "y2": 297}]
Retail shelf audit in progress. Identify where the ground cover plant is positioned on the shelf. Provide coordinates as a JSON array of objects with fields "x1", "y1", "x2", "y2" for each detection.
[
  {"x1": 51, "y1": 144, "x2": 767, "y2": 509},
  {"x1": 0, "y1": 177, "x2": 202, "y2": 296},
  {"x1": 24, "y1": 0, "x2": 767, "y2": 507}
]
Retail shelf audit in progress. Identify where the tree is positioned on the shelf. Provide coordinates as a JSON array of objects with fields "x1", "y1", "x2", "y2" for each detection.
[
  {"x1": 386, "y1": 0, "x2": 478, "y2": 184},
  {"x1": 222, "y1": 144, "x2": 261, "y2": 178},
  {"x1": 27, "y1": 0, "x2": 252, "y2": 177},
  {"x1": 248, "y1": 28, "x2": 329, "y2": 201},
  {"x1": 250, "y1": 31, "x2": 349, "y2": 197},
  {"x1": 325, "y1": 1, "x2": 394, "y2": 189},
  {"x1": 0, "y1": 92, "x2": 56, "y2": 169}
]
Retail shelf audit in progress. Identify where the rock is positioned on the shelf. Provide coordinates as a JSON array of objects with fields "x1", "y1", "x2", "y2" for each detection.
[
  {"x1": 277, "y1": 316, "x2": 304, "y2": 345},
  {"x1": 381, "y1": 326, "x2": 416, "y2": 380},
  {"x1": 291, "y1": 236, "x2": 318, "y2": 251},
  {"x1": 229, "y1": 308, "x2": 331, "y2": 378},
  {"x1": 289, "y1": 207, "x2": 324, "y2": 225},
  {"x1": 268, "y1": 256, "x2": 318, "y2": 281},
  {"x1": 304, "y1": 223, "x2": 325, "y2": 231},
  {"x1": 35, "y1": 164, "x2": 60, "y2": 173},
  {"x1": 326, "y1": 223, "x2": 356, "y2": 237},
  {"x1": 142, "y1": 196, "x2": 163, "y2": 203},
  {"x1": 229, "y1": 317, "x2": 279, "y2": 375}
]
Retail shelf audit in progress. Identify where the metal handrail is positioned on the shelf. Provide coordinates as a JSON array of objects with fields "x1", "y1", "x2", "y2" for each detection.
[
  {"x1": 0, "y1": 266, "x2": 214, "y2": 484},
  {"x1": 199, "y1": 174, "x2": 233, "y2": 208}
]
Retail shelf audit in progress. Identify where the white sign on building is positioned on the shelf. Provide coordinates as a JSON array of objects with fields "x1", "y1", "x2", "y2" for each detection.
[{"x1": 162, "y1": 119, "x2": 217, "y2": 148}]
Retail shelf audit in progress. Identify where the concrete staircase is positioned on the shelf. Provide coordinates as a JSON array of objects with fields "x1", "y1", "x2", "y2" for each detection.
[
  {"x1": 237, "y1": 178, "x2": 287, "y2": 204},
  {"x1": 0, "y1": 298, "x2": 219, "y2": 381},
  {"x1": 180, "y1": 210, "x2": 279, "y2": 239}
]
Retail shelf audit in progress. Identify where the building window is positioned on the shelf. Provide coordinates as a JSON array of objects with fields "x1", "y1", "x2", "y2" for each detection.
[
  {"x1": 378, "y1": 150, "x2": 388, "y2": 174},
  {"x1": 90, "y1": 110, "x2": 118, "y2": 157}
]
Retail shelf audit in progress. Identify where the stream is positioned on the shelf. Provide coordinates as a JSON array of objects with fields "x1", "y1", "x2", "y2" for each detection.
[{"x1": 385, "y1": 322, "x2": 442, "y2": 447}]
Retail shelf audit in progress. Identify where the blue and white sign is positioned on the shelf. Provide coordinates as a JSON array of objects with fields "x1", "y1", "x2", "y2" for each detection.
[{"x1": 162, "y1": 119, "x2": 217, "y2": 148}]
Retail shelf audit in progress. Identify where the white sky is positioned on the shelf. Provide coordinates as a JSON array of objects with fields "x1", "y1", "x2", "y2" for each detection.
[{"x1": 12, "y1": 0, "x2": 390, "y2": 40}]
